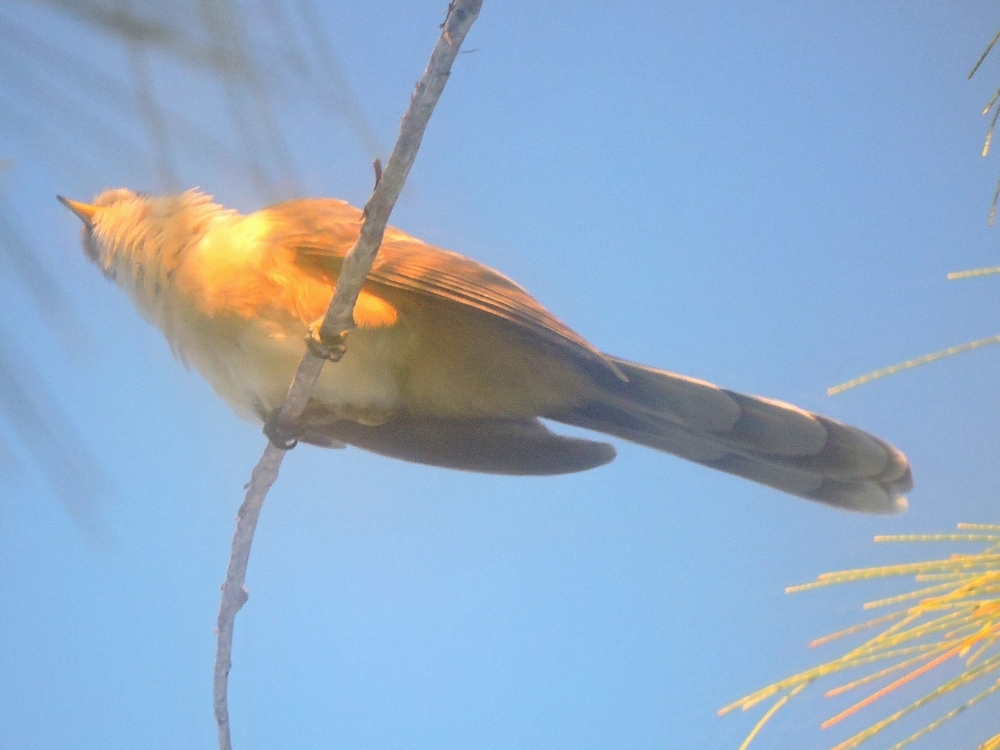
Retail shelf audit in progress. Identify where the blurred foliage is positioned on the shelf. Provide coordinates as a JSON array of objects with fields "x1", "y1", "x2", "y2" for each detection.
[{"x1": 0, "y1": 0, "x2": 381, "y2": 542}]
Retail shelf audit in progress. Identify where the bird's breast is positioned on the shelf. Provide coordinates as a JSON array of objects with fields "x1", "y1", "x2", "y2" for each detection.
[
  {"x1": 167, "y1": 303, "x2": 411, "y2": 424},
  {"x1": 157, "y1": 224, "x2": 411, "y2": 424}
]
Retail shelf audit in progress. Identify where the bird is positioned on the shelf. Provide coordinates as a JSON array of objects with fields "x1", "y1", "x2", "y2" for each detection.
[{"x1": 60, "y1": 188, "x2": 912, "y2": 514}]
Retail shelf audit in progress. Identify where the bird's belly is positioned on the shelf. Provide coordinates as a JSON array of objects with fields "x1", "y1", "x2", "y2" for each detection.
[
  {"x1": 173, "y1": 313, "x2": 406, "y2": 425},
  {"x1": 311, "y1": 329, "x2": 407, "y2": 424},
  {"x1": 169, "y1": 301, "x2": 592, "y2": 426}
]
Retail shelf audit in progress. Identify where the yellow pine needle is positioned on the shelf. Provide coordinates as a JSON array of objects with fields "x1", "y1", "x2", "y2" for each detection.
[
  {"x1": 823, "y1": 201, "x2": 1000, "y2": 393},
  {"x1": 862, "y1": 580, "x2": 979, "y2": 611},
  {"x1": 820, "y1": 643, "x2": 967, "y2": 729},
  {"x1": 814, "y1": 612, "x2": 927, "y2": 655},
  {"x1": 851, "y1": 611, "x2": 966, "y2": 654},
  {"x1": 792, "y1": 555, "x2": 1000, "y2": 590},
  {"x1": 937, "y1": 578, "x2": 1000, "y2": 604},
  {"x1": 916, "y1": 572, "x2": 979, "y2": 581},
  {"x1": 726, "y1": 524, "x2": 1000, "y2": 748},
  {"x1": 978, "y1": 602, "x2": 1000, "y2": 618},
  {"x1": 827, "y1": 654, "x2": 1000, "y2": 750},
  {"x1": 923, "y1": 599, "x2": 1000, "y2": 612},
  {"x1": 984, "y1": 88, "x2": 1000, "y2": 116},
  {"x1": 941, "y1": 621, "x2": 998, "y2": 650},
  {"x1": 719, "y1": 645, "x2": 935, "y2": 716},
  {"x1": 721, "y1": 662, "x2": 851, "y2": 715},
  {"x1": 892, "y1": 572, "x2": 1000, "y2": 609},
  {"x1": 833, "y1": 659, "x2": 1000, "y2": 750},
  {"x1": 828, "y1": 336, "x2": 1000, "y2": 395},
  {"x1": 916, "y1": 571, "x2": 994, "y2": 581},
  {"x1": 988, "y1": 105, "x2": 1000, "y2": 159},
  {"x1": 825, "y1": 647, "x2": 953, "y2": 699},
  {"x1": 932, "y1": 575, "x2": 1000, "y2": 596},
  {"x1": 832, "y1": 620, "x2": 998, "y2": 717},
  {"x1": 948, "y1": 587, "x2": 1000, "y2": 607},
  {"x1": 735, "y1": 683, "x2": 808, "y2": 750},
  {"x1": 948, "y1": 266, "x2": 1000, "y2": 280},
  {"x1": 808, "y1": 611, "x2": 911, "y2": 647},
  {"x1": 883, "y1": 678, "x2": 1000, "y2": 750},
  {"x1": 875, "y1": 533, "x2": 1000, "y2": 543},
  {"x1": 968, "y1": 633, "x2": 1000, "y2": 666}
]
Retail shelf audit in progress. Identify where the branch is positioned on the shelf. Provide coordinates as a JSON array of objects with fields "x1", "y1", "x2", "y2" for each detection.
[{"x1": 212, "y1": 3, "x2": 482, "y2": 749}]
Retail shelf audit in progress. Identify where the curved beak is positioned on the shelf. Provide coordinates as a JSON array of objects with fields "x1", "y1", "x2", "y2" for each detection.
[{"x1": 57, "y1": 196, "x2": 97, "y2": 229}]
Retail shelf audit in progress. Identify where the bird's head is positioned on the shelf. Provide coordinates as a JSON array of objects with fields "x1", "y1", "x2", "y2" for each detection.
[
  {"x1": 60, "y1": 188, "x2": 226, "y2": 274},
  {"x1": 59, "y1": 189, "x2": 150, "y2": 279},
  {"x1": 59, "y1": 188, "x2": 229, "y2": 316}
]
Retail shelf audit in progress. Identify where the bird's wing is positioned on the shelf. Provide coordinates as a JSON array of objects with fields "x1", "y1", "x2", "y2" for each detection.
[
  {"x1": 262, "y1": 198, "x2": 623, "y2": 377},
  {"x1": 297, "y1": 407, "x2": 616, "y2": 475}
]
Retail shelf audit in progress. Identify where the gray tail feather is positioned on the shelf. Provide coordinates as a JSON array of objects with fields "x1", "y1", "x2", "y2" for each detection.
[{"x1": 551, "y1": 357, "x2": 912, "y2": 514}]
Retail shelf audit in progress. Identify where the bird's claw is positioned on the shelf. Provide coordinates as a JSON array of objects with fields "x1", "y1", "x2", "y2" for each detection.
[
  {"x1": 306, "y1": 322, "x2": 349, "y2": 363},
  {"x1": 263, "y1": 410, "x2": 299, "y2": 450}
]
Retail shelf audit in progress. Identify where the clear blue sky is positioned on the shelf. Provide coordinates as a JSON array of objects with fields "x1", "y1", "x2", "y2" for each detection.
[{"x1": 1, "y1": 2, "x2": 999, "y2": 748}]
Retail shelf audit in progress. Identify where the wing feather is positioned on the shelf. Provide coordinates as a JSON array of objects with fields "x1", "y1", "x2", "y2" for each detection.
[
  {"x1": 298, "y1": 407, "x2": 617, "y2": 475},
  {"x1": 262, "y1": 198, "x2": 623, "y2": 377}
]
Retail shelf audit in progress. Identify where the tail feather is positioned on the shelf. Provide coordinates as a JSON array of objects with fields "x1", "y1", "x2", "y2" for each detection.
[
  {"x1": 553, "y1": 357, "x2": 912, "y2": 514},
  {"x1": 721, "y1": 391, "x2": 827, "y2": 456}
]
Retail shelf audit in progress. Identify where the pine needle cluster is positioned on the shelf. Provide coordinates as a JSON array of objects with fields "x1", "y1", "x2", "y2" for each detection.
[{"x1": 721, "y1": 525, "x2": 1000, "y2": 750}]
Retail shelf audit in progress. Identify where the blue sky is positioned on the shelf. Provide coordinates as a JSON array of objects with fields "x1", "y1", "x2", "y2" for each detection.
[{"x1": 2, "y1": 2, "x2": 999, "y2": 748}]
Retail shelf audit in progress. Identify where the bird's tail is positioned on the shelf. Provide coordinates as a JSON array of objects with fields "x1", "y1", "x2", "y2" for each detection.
[{"x1": 551, "y1": 357, "x2": 912, "y2": 514}]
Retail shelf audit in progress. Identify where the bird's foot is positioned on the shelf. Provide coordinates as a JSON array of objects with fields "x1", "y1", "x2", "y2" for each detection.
[
  {"x1": 263, "y1": 410, "x2": 300, "y2": 451},
  {"x1": 306, "y1": 320, "x2": 350, "y2": 363}
]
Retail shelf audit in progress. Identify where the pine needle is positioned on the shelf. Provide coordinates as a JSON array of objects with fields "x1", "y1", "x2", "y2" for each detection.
[
  {"x1": 735, "y1": 683, "x2": 808, "y2": 750},
  {"x1": 970, "y1": 29, "x2": 1000, "y2": 79},
  {"x1": 828, "y1": 336, "x2": 1000, "y2": 395},
  {"x1": 724, "y1": 524, "x2": 1000, "y2": 749},
  {"x1": 948, "y1": 266, "x2": 1000, "y2": 280}
]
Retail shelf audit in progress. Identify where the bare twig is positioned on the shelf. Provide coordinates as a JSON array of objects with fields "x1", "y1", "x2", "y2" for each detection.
[{"x1": 211, "y1": 2, "x2": 483, "y2": 748}]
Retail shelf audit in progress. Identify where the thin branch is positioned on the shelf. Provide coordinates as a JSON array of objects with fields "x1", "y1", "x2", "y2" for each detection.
[{"x1": 211, "y1": 3, "x2": 483, "y2": 749}]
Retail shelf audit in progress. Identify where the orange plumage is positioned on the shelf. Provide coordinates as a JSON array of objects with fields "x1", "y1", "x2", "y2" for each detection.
[{"x1": 61, "y1": 189, "x2": 913, "y2": 513}]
